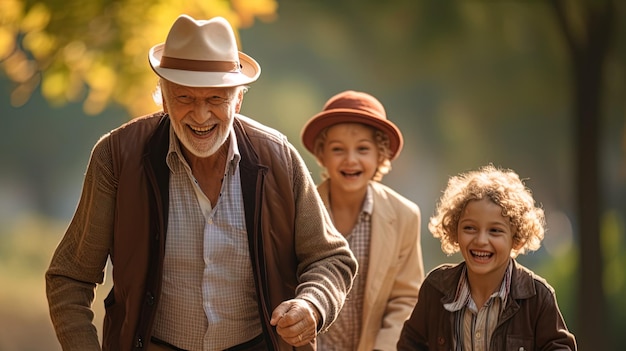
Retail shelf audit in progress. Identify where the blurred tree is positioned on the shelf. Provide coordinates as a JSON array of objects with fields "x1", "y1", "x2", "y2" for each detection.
[
  {"x1": 550, "y1": 1, "x2": 614, "y2": 349},
  {"x1": 0, "y1": 0, "x2": 277, "y2": 116}
]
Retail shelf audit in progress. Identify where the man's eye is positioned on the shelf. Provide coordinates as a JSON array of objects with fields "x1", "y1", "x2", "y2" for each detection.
[
  {"x1": 208, "y1": 96, "x2": 228, "y2": 105},
  {"x1": 176, "y1": 96, "x2": 194, "y2": 104}
]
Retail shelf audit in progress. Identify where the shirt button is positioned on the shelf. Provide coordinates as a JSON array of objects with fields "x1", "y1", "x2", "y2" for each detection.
[
  {"x1": 146, "y1": 292, "x2": 155, "y2": 305},
  {"x1": 208, "y1": 217, "x2": 214, "y2": 224},
  {"x1": 476, "y1": 331, "x2": 481, "y2": 339}
]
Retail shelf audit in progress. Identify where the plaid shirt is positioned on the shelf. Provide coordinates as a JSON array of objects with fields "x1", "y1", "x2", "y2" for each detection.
[
  {"x1": 317, "y1": 186, "x2": 373, "y2": 351},
  {"x1": 151, "y1": 127, "x2": 262, "y2": 350},
  {"x1": 444, "y1": 260, "x2": 513, "y2": 351}
]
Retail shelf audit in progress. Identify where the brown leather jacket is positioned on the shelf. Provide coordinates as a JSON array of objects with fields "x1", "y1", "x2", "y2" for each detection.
[
  {"x1": 46, "y1": 112, "x2": 357, "y2": 351},
  {"x1": 397, "y1": 260, "x2": 576, "y2": 351}
]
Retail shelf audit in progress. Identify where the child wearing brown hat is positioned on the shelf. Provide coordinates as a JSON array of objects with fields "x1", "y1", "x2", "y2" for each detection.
[{"x1": 301, "y1": 90, "x2": 425, "y2": 351}]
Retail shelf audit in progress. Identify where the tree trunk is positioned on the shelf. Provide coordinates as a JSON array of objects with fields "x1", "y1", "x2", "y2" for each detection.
[{"x1": 550, "y1": 1, "x2": 613, "y2": 349}]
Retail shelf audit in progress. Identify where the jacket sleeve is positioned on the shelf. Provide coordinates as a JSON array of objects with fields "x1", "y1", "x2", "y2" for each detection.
[
  {"x1": 45, "y1": 135, "x2": 116, "y2": 350},
  {"x1": 534, "y1": 282, "x2": 577, "y2": 350},
  {"x1": 374, "y1": 199, "x2": 424, "y2": 350},
  {"x1": 288, "y1": 144, "x2": 358, "y2": 332}
]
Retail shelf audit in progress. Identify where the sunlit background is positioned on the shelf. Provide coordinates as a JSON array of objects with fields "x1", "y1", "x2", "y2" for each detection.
[{"x1": 1, "y1": 1, "x2": 624, "y2": 350}]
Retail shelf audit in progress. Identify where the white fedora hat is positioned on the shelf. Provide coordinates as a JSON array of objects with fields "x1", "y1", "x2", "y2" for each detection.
[{"x1": 149, "y1": 15, "x2": 261, "y2": 87}]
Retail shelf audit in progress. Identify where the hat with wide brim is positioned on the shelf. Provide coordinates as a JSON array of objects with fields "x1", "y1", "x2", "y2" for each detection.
[
  {"x1": 149, "y1": 15, "x2": 260, "y2": 87},
  {"x1": 301, "y1": 90, "x2": 404, "y2": 160}
]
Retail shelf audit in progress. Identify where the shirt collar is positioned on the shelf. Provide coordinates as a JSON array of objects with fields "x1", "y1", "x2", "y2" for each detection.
[
  {"x1": 444, "y1": 259, "x2": 513, "y2": 312},
  {"x1": 362, "y1": 184, "x2": 374, "y2": 215}
]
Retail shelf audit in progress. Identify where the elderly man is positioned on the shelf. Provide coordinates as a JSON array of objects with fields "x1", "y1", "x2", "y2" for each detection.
[{"x1": 46, "y1": 14, "x2": 357, "y2": 351}]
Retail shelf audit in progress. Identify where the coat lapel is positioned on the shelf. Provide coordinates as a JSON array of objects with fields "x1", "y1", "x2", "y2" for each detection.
[{"x1": 363, "y1": 182, "x2": 397, "y2": 312}]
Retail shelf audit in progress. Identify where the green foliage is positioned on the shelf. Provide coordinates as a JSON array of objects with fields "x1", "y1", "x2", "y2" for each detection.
[
  {"x1": 532, "y1": 246, "x2": 579, "y2": 330},
  {"x1": 0, "y1": 214, "x2": 66, "y2": 320},
  {"x1": 601, "y1": 211, "x2": 626, "y2": 346},
  {"x1": 0, "y1": 215, "x2": 77, "y2": 350}
]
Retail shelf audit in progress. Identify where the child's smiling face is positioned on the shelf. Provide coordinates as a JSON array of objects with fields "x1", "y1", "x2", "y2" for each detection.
[
  {"x1": 318, "y1": 123, "x2": 381, "y2": 193},
  {"x1": 457, "y1": 198, "x2": 519, "y2": 284}
]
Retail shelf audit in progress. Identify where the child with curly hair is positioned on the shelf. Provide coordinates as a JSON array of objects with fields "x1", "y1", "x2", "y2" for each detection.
[{"x1": 397, "y1": 164, "x2": 576, "y2": 350}]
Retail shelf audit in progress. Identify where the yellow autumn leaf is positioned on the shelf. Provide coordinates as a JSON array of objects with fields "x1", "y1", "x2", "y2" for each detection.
[
  {"x1": 0, "y1": 27, "x2": 17, "y2": 60},
  {"x1": 22, "y1": 29, "x2": 56, "y2": 61},
  {"x1": 20, "y1": 2, "x2": 50, "y2": 33},
  {"x1": 41, "y1": 70, "x2": 69, "y2": 103}
]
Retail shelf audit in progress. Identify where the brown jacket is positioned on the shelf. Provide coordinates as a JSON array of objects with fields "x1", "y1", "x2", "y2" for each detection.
[
  {"x1": 397, "y1": 260, "x2": 576, "y2": 351},
  {"x1": 46, "y1": 112, "x2": 357, "y2": 351}
]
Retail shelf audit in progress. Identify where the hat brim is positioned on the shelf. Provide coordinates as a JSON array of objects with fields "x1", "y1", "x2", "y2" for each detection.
[
  {"x1": 301, "y1": 109, "x2": 404, "y2": 160},
  {"x1": 149, "y1": 43, "x2": 260, "y2": 87}
]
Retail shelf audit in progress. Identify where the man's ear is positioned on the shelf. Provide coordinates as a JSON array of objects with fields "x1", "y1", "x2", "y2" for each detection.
[{"x1": 234, "y1": 89, "x2": 244, "y2": 113}]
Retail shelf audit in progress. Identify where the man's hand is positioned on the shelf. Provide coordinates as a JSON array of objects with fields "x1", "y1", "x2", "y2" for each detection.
[{"x1": 270, "y1": 299, "x2": 319, "y2": 347}]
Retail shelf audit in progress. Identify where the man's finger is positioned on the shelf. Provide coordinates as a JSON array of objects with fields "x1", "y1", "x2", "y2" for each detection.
[{"x1": 270, "y1": 301, "x2": 293, "y2": 325}]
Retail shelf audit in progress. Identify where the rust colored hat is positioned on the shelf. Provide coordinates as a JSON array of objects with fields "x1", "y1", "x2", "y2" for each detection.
[
  {"x1": 301, "y1": 90, "x2": 404, "y2": 159},
  {"x1": 149, "y1": 15, "x2": 260, "y2": 87}
]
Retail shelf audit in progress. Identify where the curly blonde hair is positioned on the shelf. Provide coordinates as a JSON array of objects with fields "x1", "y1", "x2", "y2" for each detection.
[
  {"x1": 312, "y1": 123, "x2": 392, "y2": 182},
  {"x1": 429, "y1": 164, "x2": 545, "y2": 258}
]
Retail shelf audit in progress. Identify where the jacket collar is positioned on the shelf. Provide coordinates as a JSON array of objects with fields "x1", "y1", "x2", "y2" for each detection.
[{"x1": 433, "y1": 259, "x2": 537, "y2": 305}]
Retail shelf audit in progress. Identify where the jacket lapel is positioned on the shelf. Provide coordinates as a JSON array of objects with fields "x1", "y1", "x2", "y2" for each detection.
[{"x1": 364, "y1": 182, "x2": 398, "y2": 307}]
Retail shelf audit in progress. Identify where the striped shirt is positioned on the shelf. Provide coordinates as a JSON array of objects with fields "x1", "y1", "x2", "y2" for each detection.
[
  {"x1": 317, "y1": 185, "x2": 373, "y2": 351},
  {"x1": 444, "y1": 260, "x2": 513, "y2": 351},
  {"x1": 151, "y1": 126, "x2": 262, "y2": 350}
]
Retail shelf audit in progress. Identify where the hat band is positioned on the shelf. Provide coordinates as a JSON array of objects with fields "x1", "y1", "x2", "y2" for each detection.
[{"x1": 160, "y1": 56, "x2": 241, "y2": 72}]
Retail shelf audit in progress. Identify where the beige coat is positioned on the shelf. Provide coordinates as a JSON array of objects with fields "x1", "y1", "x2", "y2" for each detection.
[{"x1": 317, "y1": 180, "x2": 425, "y2": 351}]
